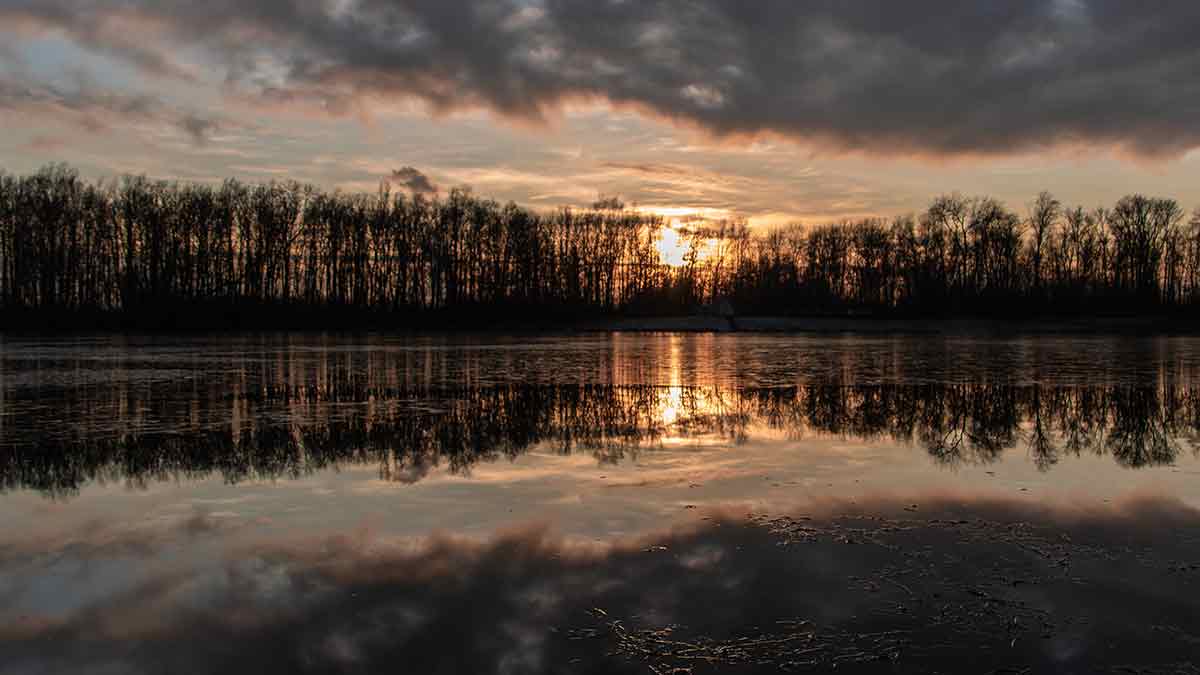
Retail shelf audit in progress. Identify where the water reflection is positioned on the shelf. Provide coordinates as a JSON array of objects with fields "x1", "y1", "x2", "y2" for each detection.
[
  {"x1": 5, "y1": 336, "x2": 1200, "y2": 672},
  {"x1": 4, "y1": 381, "x2": 1199, "y2": 497},
  {"x1": 5, "y1": 495, "x2": 1200, "y2": 673}
]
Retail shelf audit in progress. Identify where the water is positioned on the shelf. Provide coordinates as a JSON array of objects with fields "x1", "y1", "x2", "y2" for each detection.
[{"x1": 3, "y1": 333, "x2": 1200, "y2": 672}]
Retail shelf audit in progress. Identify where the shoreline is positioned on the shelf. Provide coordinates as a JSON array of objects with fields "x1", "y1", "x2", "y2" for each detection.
[
  {"x1": 580, "y1": 314, "x2": 1200, "y2": 335},
  {"x1": 4, "y1": 311, "x2": 1200, "y2": 335}
]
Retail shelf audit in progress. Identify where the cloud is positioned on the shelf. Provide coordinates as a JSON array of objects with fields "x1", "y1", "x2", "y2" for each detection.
[
  {"x1": 178, "y1": 113, "x2": 221, "y2": 145},
  {"x1": 5, "y1": 1, "x2": 1200, "y2": 157},
  {"x1": 25, "y1": 134, "x2": 65, "y2": 151},
  {"x1": 390, "y1": 166, "x2": 438, "y2": 195},
  {"x1": 0, "y1": 72, "x2": 226, "y2": 145}
]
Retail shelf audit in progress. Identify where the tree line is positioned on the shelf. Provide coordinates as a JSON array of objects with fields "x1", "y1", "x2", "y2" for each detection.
[
  {"x1": 701, "y1": 191, "x2": 1200, "y2": 315},
  {"x1": 3, "y1": 164, "x2": 1199, "y2": 325}
]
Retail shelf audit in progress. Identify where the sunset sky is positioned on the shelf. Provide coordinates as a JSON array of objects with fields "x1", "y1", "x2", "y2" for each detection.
[{"x1": 3, "y1": 1, "x2": 1200, "y2": 226}]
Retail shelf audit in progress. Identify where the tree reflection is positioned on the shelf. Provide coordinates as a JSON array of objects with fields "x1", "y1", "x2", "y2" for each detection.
[{"x1": 3, "y1": 378, "x2": 1199, "y2": 497}]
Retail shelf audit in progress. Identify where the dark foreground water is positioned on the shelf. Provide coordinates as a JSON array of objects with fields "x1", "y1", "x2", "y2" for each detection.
[{"x1": 3, "y1": 333, "x2": 1200, "y2": 673}]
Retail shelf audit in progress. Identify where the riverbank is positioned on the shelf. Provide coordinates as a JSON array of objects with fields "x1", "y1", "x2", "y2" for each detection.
[
  {"x1": 582, "y1": 314, "x2": 1200, "y2": 334},
  {"x1": 5, "y1": 306, "x2": 1199, "y2": 335}
]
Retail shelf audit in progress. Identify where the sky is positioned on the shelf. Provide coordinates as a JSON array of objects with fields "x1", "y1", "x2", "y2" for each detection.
[{"x1": 2, "y1": 0, "x2": 1200, "y2": 226}]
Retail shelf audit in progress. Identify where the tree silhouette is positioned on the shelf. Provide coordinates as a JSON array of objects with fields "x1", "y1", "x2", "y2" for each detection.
[
  {"x1": 3, "y1": 377, "x2": 1194, "y2": 498},
  {"x1": 3, "y1": 165, "x2": 1200, "y2": 326}
]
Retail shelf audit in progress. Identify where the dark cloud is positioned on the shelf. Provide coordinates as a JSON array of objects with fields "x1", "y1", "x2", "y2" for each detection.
[
  {"x1": 4, "y1": 1, "x2": 1200, "y2": 157},
  {"x1": 391, "y1": 166, "x2": 439, "y2": 194},
  {"x1": 4, "y1": 495, "x2": 1200, "y2": 673},
  {"x1": 600, "y1": 162, "x2": 692, "y2": 177},
  {"x1": 179, "y1": 113, "x2": 221, "y2": 145}
]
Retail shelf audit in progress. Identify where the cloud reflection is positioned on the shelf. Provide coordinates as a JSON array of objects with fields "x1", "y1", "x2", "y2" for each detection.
[{"x1": 4, "y1": 494, "x2": 1200, "y2": 673}]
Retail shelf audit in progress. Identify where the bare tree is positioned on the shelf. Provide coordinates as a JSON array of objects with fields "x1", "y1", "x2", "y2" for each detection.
[{"x1": 1028, "y1": 191, "x2": 1061, "y2": 296}]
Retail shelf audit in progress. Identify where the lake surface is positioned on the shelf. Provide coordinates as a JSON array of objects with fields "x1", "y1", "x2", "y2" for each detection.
[{"x1": 4, "y1": 333, "x2": 1200, "y2": 673}]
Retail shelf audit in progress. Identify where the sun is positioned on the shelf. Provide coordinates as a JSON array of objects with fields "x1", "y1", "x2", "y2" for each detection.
[
  {"x1": 655, "y1": 222, "x2": 720, "y2": 267},
  {"x1": 655, "y1": 225, "x2": 690, "y2": 267}
]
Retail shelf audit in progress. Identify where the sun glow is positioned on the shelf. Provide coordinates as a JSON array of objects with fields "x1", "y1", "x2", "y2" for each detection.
[
  {"x1": 655, "y1": 226, "x2": 689, "y2": 267},
  {"x1": 654, "y1": 223, "x2": 720, "y2": 267}
]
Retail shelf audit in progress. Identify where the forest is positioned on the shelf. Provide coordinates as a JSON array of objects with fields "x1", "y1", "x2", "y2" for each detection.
[{"x1": 2, "y1": 163, "x2": 1199, "y2": 327}]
